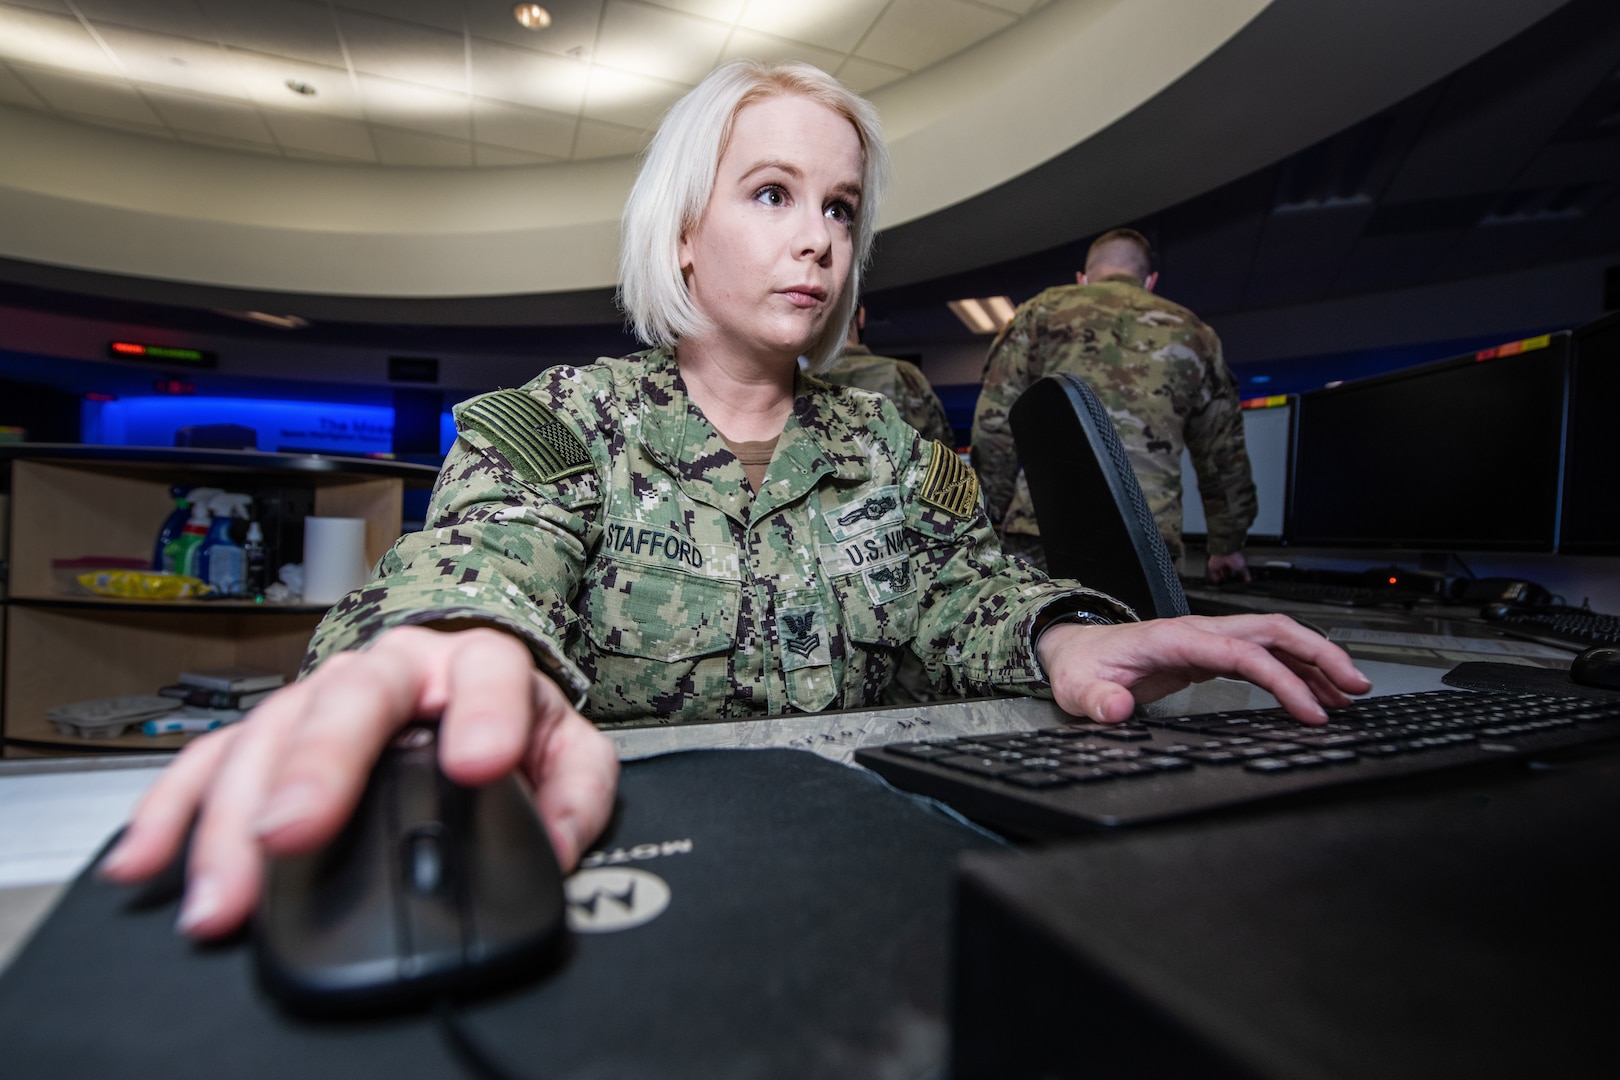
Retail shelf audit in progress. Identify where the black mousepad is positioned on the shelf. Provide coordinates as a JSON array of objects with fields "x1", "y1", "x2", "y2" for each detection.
[
  {"x1": 1442, "y1": 660, "x2": 1620, "y2": 702},
  {"x1": 0, "y1": 748, "x2": 1001, "y2": 1079}
]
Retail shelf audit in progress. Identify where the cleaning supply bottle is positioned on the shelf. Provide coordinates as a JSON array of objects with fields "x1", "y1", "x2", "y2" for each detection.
[
  {"x1": 151, "y1": 486, "x2": 189, "y2": 570},
  {"x1": 161, "y1": 487, "x2": 223, "y2": 573},
  {"x1": 243, "y1": 520, "x2": 267, "y2": 600},
  {"x1": 168, "y1": 500, "x2": 213, "y2": 580},
  {"x1": 198, "y1": 493, "x2": 252, "y2": 597}
]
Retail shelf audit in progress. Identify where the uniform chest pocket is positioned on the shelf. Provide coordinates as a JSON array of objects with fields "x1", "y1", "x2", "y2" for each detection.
[
  {"x1": 835, "y1": 557, "x2": 919, "y2": 647},
  {"x1": 580, "y1": 560, "x2": 738, "y2": 662}
]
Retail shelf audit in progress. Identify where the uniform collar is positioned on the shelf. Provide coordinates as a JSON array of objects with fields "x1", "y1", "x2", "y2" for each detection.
[{"x1": 634, "y1": 347, "x2": 871, "y2": 525}]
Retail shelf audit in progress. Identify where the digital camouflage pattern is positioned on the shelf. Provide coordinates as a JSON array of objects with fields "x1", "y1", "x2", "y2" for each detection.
[
  {"x1": 305, "y1": 347, "x2": 1133, "y2": 724},
  {"x1": 971, "y1": 274, "x2": 1257, "y2": 559},
  {"x1": 819, "y1": 344, "x2": 955, "y2": 446}
]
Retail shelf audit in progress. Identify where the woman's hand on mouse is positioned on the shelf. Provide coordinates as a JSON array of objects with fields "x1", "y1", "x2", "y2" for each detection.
[
  {"x1": 1037, "y1": 613, "x2": 1372, "y2": 725},
  {"x1": 99, "y1": 624, "x2": 619, "y2": 941}
]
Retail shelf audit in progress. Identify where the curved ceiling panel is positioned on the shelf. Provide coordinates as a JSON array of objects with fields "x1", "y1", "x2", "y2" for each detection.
[{"x1": 0, "y1": 0, "x2": 1272, "y2": 297}]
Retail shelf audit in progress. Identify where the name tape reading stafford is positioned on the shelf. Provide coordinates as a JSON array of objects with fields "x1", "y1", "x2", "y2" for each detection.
[{"x1": 601, "y1": 515, "x2": 742, "y2": 580}]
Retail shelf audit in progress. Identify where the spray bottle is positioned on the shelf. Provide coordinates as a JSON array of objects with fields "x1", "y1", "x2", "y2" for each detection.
[
  {"x1": 198, "y1": 493, "x2": 252, "y2": 596},
  {"x1": 151, "y1": 486, "x2": 189, "y2": 570},
  {"x1": 168, "y1": 500, "x2": 212, "y2": 580},
  {"x1": 161, "y1": 487, "x2": 222, "y2": 573}
]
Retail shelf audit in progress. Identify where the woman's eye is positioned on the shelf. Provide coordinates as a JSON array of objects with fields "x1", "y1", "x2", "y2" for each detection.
[
  {"x1": 825, "y1": 200, "x2": 856, "y2": 226},
  {"x1": 755, "y1": 185, "x2": 788, "y2": 207}
]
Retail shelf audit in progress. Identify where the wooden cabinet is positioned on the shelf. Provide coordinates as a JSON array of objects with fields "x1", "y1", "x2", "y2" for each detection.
[{"x1": 0, "y1": 446, "x2": 437, "y2": 757}]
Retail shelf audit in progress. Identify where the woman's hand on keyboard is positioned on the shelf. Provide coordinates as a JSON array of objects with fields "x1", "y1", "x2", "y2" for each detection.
[{"x1": 1036, "y1": 613, "x2": 1372, "y2": 726}]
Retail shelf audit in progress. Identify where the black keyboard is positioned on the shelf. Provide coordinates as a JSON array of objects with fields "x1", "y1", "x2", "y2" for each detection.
[
  {"x1": 855, "y1": 690, "x2": 1620, "y2": 837},
  {"x1": 1223, "y1": 580, "x2": 1436, "y2": 607},
  {"x1": 1483, "y1": 607, "x2": 1620, "y2": 650}
]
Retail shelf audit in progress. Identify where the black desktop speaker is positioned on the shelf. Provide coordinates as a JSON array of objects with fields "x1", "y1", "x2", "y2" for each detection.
[{"x1": 1008, "y1": 373, "x2": 1189, "y2": 619}]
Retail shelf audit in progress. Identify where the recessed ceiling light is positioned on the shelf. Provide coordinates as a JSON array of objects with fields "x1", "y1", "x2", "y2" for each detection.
[
  {"x1": 285, "y1": 79, "x2": 316, "y2": 97},
  {"x1": 513, "y1": 4, "x2": 552, "y2": 30},
  {"x1": 947, "y1": 296, "x2": 1017, "y2": 335},
  {"x1": 218, "y1": 310, "x2": 311, "y2": 330}
]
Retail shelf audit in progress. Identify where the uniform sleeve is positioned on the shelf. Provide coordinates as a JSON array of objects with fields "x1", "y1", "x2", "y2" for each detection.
[
  {"x1": 904, "y1": 437, "x2": 1136, "y2": 698},
  {"x1": 1183, "y1": 333, "x2": 1258, "y2": 556},
  {"x1": 300, "y1": 394, "x2": 604, "y2": 705},
  {"x1": 895, "y1": 360, "x2": 956, "y2": 446},
  {"x1": 970, "y1": 301, "x2": 1041, "y2": 527}
]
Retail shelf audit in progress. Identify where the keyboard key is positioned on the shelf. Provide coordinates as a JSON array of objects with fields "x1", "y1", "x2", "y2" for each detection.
[
  {"x1": 1001, "y1": 770, "x2": 1072, "y2": 790},
  {"x1": 1096, "y1": 727, "x2": 1153, "y2": 742},
  {"x1": 1183, "y1": 749, "x2": 1241, "y2": 764},
  {"x1": 1057, "y1": 765, "x2": 1117, "y2": 784},
  {"x1": 886, "y1": 742, "x2": 957, "y2": 759},
  {"x1": 939, "y1": 754, "x2": 1026, "y2": 776}
]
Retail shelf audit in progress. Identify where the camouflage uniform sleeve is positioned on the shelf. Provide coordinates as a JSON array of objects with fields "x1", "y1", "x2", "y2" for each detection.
[
  {"x1": 905, "y1": 436, "x2": 1136, "y2": 698},
  {"x1": 970, "y1": 299, "x2": 1042, "y2": 526},
  {"x1": 1183, "y1": 331, "x2": 1258, "y2": 556},
  {"x1": 300, "y1": 386, "x2": 603, "y2": 705},
  {"x1": 893, "y1": 360, "x2": 956, "y2": 446}
]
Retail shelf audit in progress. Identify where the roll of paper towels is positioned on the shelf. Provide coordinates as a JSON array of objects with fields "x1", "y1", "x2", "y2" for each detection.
[{"x1": 302, "y1": 516, "x2": 369, "y2": 605}]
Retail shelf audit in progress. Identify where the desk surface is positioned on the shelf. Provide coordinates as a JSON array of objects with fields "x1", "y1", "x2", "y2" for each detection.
[{"x1": 0, "y1": 598, "x2": 1574, "y2": 977}]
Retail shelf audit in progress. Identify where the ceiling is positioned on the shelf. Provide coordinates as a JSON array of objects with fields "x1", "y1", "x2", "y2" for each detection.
[
  {"x1": 0, "y1": 0, "x2": 1048, "y2": 167},
  {"x1": 0, "y1": 0, "x2": 1285, "y2": 299},
  {"x1": 872, "y1": 0, "x2": 1620, "y2": 352},
  {"x1": 0, "y1": 0, "x2": 1602, "y2": 386}
]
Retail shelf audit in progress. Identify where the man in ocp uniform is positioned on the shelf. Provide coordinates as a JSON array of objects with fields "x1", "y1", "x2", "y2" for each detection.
[
  {"x1": 821, "y1": 306, "x2": 955, "y2": 446},
  {"x1": 970, "y1": 228, "x2": 1257, "y2": 583}
]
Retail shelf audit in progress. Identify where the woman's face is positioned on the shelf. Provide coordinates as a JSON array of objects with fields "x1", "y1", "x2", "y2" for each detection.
[{"x1": 678, "y1": 93, "x2": 864, "y2": 365}]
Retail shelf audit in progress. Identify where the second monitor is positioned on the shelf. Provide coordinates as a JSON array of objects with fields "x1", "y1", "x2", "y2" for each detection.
[{"x1": 1288, "y1": 333, "x2": 1568, "y2": 553}]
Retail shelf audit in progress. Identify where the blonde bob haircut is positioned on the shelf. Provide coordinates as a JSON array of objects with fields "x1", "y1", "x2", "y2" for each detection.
[{"x1": 618, "y1": 59, "x2": 889, "y2": 373}]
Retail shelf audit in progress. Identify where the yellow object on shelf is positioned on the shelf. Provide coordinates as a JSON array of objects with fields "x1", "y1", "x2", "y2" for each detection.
[{"x1": 77, "y1": 569, "x2": 213, "y2": 600}]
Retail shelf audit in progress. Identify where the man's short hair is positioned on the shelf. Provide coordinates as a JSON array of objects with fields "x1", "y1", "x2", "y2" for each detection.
[
  {"x1": 1084, "y1": 227, "x2": 1153, "y2": 281},
  {"x1": 618, "y1": 60, "x2": 890, "y2": 372}
]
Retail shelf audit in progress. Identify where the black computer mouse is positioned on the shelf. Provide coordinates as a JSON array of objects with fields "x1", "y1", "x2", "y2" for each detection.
[
  {"x1": 253, "y1": 723, "x2": 567, "y2": 1016},
  {"x1": 1570, "y1": 646, "x2": 1620, "y2": 691}
]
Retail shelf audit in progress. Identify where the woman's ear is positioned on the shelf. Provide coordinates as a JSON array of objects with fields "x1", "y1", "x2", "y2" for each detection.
[{"x1": 677, "y1": 221, "x2": 695, "y2": 274}]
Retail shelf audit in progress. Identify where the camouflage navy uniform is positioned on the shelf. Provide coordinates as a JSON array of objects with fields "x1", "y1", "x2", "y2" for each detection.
[
  {"x1": 971, "y1": 273, "x2": 1257, "y2": 567},
  {"x1": 305, "y1": 347, "x2": 1132, "y2": 724},
  {"x1": 820, "y1": 344, "x2": 955, "y2": 446},
  {"x1": 817, "y1": 344, "x2": 959, "y2": 705}
]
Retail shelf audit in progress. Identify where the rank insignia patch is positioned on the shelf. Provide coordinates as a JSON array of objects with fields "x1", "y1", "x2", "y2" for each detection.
[
  {"x1": 777, "y1": 603, "x2": 829, "y2": 671},
  {"x1": 918, "y1": 441, "x2": 979, "y2": 518},
  {"x1": 460, "y1": 390, "x2": 593, "y2": 485}
]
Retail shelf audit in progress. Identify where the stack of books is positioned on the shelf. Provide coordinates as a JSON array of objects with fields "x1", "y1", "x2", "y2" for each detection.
[{"x1": 154, "y1": 666, "x2": 288, "y2": 732}]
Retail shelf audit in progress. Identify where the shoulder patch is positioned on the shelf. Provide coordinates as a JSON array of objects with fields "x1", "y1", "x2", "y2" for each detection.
[
  {"x1": 918, "y1": 441, "x2": 979, "y2": 518},
  {"x1": 460, "y1": 390, "x2": 593, "y2": 485}
]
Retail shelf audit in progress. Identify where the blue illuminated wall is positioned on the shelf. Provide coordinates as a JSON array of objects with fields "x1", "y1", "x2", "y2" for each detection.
[{"x1": 78, "y1": 396, "x2": 456, "y2": 458}]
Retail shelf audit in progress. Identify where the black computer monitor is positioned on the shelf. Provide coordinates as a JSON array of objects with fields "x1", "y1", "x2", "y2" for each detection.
[
  {"x1": 1560, "y1": 313, "x2": 1620, "y2": 555},
  {"x1": 1288, "y1": 333, "x2": 1568, "y2": 552},
  {"x1": 1181, "y1": 395, "x2": 1292, "y2": 544}
]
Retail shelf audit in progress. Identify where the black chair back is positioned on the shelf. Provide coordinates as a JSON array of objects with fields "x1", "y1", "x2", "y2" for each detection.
[{"x1": 1008, "y1": 373, "x2": 1189, "y2": 619}]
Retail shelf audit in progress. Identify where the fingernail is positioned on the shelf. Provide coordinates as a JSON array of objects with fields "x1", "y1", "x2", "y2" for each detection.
[
  {"x1": 176, "y1": 876, "x2": 221, "y2": 936},
  {"x1": 254, "y1": 783, "x2": 319, "y2": 837},
  {"x1": 551, "y1": 813, "x2": 580, "y2": 869}
]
